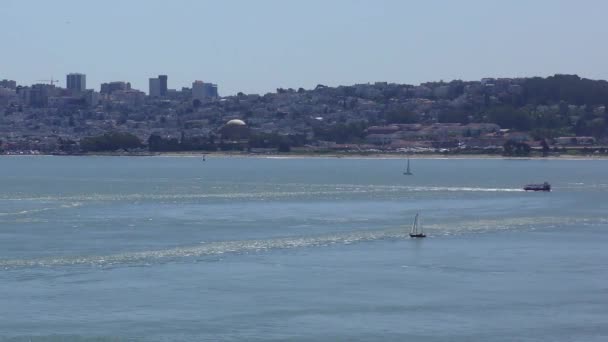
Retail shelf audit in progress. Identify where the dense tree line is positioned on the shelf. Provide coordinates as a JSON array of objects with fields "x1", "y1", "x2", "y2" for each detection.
[
  {"x1": 249, "y1": 132, "x2": 306, "y2": 152},
  {"x1": 148, "y1": 134, "x2": 217, "y2": 152},
  {"x1": 503, "y1": 140, "x2": 531, "y2": 156},
  {"x1": 485, "y1": 75, "x2": 608, "y2": 138},
  {"x1": 522, "y1": 75, "x2": 608, "y2": 106},
  {"x1": 378, "y1": 74, "x2": 608, "y2": 139},
  {"x1": 146, "y1": 132, "x2": 306, "y2": 153},
  {"x1": 80, "y1": 132, "x2": 142, "y2": 152}
]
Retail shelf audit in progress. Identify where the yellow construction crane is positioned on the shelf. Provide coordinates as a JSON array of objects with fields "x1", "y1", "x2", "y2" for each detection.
[{"x1": 36, "y1": 77, "x2": 60, "y2": 86}]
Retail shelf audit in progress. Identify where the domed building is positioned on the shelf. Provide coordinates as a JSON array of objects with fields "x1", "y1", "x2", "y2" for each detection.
[
  {"x1": 226, "y1": 119, "x2": 246, "y2": 126},
  {"x1": 219, "y1": 118, "x2": 250, "y2": 143}
]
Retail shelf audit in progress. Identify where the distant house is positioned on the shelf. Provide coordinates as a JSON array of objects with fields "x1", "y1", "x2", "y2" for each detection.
[
  {"x1": 395, "y1": 124, "x2": 423, "y2": 131},
  {"x1": 554, "y1": 136, "x2": 595, "y2": 146},
  {"x1": 465, "y1": 123, "x2": 500, "y2": 135},
  {"x1": 365, "y1": 125, "x2": 400, "y2": 135},
  {"x1": 504, "y1": 132, "x2": 531, "y2": 143},
  {"x1": 463, "y1": 137, "x2": 506, "y2": 149},
  {"x1": 366, "y1": 134, "x2": 395, "y2": 145}
]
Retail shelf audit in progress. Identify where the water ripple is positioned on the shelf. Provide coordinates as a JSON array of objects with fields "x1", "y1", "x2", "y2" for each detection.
[{"x1": 1, "y1": 216, "x2": 605, "y2": 269}]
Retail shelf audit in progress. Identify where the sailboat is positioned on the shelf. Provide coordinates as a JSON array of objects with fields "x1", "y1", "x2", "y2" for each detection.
[
  {"x1": 403, "y1": 158, "x2": 413, "y2": 175},
  {"x1": 409, "y1": 213, "x2": 426, "y2": 238}
]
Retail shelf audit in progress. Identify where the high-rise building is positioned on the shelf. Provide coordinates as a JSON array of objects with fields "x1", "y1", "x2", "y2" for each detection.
[
  {"x1": 158, "y1": 75, "x2": 168, "y2": 96},
  {"x1": 192, "y1": 80, "x2": 219, "y2": 101},
  {"x1": 149, "y1": 78, "x2": 161, "y2": 97},
  {"x1": 66, "y1": 73, "x2": 86, "y2": 92},
  {"x1": 206, "y1": 83, "x2": 218, "y2": 98}
]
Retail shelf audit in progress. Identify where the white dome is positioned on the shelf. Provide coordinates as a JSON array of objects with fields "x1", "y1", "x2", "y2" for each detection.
[{"x1": 226, "y1": 119, "x2": 246, "y2": 126}]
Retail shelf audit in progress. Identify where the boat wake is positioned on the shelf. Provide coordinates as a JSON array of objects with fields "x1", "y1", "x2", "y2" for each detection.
[
  {"x1": 1, "y1": 216, "x2": 604, "y2": 269},
  {"x1": 0, "y1": 185, "x2": 523, "y2": 203},
  {"x1": 0, "y1": 229, "x2": 405, "y2": 268},
  {"x1": 0, "y1": 202, "x2": 82, "y2": 217}
]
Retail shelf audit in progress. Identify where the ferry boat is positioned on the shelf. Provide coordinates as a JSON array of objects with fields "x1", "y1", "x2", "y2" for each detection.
[{"x1": 523, "y1": 182, "x2": 551, "y2": 192}]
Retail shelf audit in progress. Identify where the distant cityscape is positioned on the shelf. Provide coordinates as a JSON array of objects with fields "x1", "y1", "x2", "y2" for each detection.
[{"x1": 0, "y1": 73, "x2": 606, "y2": 155}]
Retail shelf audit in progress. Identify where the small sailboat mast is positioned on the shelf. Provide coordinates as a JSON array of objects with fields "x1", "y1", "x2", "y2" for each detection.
[
  {"x1": 411, "y1": 213, "x2": 419, "y2": 235},
  {"x1": 404, "y1": 157, "x2": 413, "y2": 175},
  {"x1": 409, "y1": 212, "x2": 426, "y2": 238}
]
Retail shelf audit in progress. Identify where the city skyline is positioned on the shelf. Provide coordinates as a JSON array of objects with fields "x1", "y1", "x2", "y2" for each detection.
[{"x1": 2, "y1": 0, "x2": 608, "y2": 95}]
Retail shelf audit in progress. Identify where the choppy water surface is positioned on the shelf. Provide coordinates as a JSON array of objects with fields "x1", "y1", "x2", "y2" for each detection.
[{"x1": 1, "y1": 156, "x2": 607, "y2": 341}]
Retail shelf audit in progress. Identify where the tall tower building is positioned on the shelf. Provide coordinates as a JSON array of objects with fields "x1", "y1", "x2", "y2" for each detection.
[
  {"x1": 66, "y1": 73, "x2": 86, "y2": 92},
  {"x1": 158, "y1": 75, "x2": 168, "y2": 96},
  {"x1": 149, "y1": 78, "x2": 161, "y2": 97}
]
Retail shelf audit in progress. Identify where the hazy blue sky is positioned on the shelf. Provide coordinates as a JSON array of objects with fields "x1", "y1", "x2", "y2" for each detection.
[{"x1": 2, "y1": 0, "x2": 608, "y2": 95}]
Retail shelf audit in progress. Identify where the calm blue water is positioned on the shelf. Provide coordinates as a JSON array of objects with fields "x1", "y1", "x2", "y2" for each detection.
[{"x1": 0, "y1": 156, "x2": 607, "y2": 341}]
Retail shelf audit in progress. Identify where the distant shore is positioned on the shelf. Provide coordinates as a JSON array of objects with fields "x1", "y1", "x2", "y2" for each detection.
[
  {"x1": 6, "y1": 151, "x2": 608, "y2": 160},
  {"x1": 155, "y1": 152, "x2": 608, "y2": 160}
]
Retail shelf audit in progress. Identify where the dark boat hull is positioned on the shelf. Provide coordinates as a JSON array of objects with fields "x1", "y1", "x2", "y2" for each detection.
[
  {"x1": 523, "y1": 186, "x2": 551, "y2": 191},
  {"x1": 524, "y1": 182, "x2": 551, "y2": 192},
  {"x1": 409, "y1": 233, "x2": 426, "y2": 238}
]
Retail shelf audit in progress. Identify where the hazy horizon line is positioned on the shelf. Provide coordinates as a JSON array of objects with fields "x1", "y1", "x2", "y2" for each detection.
[{"x1": 5, "y1": 72, "x2": 602, "y2": 97}]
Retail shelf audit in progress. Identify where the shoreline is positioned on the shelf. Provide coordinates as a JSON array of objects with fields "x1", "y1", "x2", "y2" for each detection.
[{"x1": 4, "y1": 151, "x2": 608, "y2": 160}]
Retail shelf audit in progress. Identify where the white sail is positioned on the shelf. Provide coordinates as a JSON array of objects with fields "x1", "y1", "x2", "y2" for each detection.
[{"x1": 410, "y1": 213, "x2": 419, "y2": 234}]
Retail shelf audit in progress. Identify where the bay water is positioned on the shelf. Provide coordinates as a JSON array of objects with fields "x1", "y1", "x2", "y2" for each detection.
[{"x1": 0, "y1": 156, "x2": 607, "y2": 341}]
